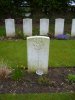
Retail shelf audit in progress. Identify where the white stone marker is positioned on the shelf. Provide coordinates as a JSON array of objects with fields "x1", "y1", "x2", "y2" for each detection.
[
  {"x1": 27, "y1": 36, "x2": 50, "y2": 74},
  {"x1": 55, "y1": 18, "x2": 64, "y2": 36},
  {"x1": 71, "y1": 19, "x2": 75, "y2": 36},
  {"x1": 40, "y1": 19, "x2": 49, "y2": 35},
  {"x1": 5, "y1": 19, "x2": 15, "y2": 37},
  {"x1": 23, "y1": 18, "x2": 32, "y2": 36}
]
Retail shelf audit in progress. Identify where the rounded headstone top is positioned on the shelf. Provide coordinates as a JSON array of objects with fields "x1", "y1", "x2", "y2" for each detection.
[{"x1": 27, "y1": 36, "x2": 50, "y2": 40}]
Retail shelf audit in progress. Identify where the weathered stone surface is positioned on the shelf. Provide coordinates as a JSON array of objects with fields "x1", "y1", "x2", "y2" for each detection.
[
  {"x1": 40, "y1": 19, "x2": 49, "y2": 35},
  {"x1": 55, "y1": 18, "x2": 64, "y2": 36},
  {"x1": 71, "y1": 19, "x2": 75, "y2": 36},
  {"x1": 27, "y1": 36, "x2": 50, "y2": 74},
  {"x1": 23, "y1": 18, "x2": 32, "y2": 36},
  {"x1": 5, "y1": 19, "x2": 15, "y2": 37}
]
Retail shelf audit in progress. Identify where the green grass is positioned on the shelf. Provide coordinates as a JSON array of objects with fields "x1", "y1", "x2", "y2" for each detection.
[
  {"x1": 50, "y1": 40, "x2": 75, "y2": 67},
  {"x1": 0, "y1": 40, "x2": 27, "y2": 68},
  {"x1": 0, "y1": 93, "x2": 75, "y2": 100},
  {"x1": 0, "y1": 40, "x2": 75, "y2": 68}
]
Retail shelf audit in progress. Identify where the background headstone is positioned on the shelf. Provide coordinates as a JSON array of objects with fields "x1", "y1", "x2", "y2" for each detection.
[
  {"x1": 23, "y1": 18, "x2": 32, "y2": 36},
  {"x1": 71, "y1": 19, "x2": 75, "y2": 37},
  {"x1": 27, "y1": 36, "x2": 50, "y2": 74},
  {"x1": 40, "y1": 19, "x2": 49, "y2": 35},
  {"x1": 5, "y1": 19, "x2": 15, "y2": 37},
  {"x1": 55, "y1": 18, "x2": 64, "y2": 36}
]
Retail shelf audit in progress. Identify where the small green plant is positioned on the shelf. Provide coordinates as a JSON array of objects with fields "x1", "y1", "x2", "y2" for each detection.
[
  {"x1": 11, "y1": 67, "x2": 24, "y2": 81},
  {"x1": 37, "y1": 76, "x2": 50, "y2": 86},
  {"x1": 67, "y1": 74, "x2": 75, "y2": 83}
]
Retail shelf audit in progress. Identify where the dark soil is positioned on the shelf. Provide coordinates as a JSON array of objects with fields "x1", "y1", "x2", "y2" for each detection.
[{"x1": 0, "y1": 67, "x2": 75, "y2": 93}]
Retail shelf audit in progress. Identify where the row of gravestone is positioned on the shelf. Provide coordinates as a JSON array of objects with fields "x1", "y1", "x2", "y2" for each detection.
[
  {"x1": 5, "y1": 18, "x2": 75, "y2": 37},
  {"x1": 6, "y1": 19, "x2": 50, "y2": 75}
]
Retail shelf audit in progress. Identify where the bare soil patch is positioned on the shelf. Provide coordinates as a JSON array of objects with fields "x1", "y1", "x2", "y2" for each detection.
[{"x1": 0, "y1": 67, "x2": 75, "y2": 93}]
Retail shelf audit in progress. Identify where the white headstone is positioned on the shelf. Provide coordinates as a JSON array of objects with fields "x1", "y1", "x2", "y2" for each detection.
[
  {"x1": 27, "y1": 36, "x2": 50, "y2": 74},
  {"x1": 55, "y1": 18, "x2": 64, "y2": 36},
  {"x1": 40, "y1": 19, "x2": 49, "y2": 35},
  {"x1": 23, "y1": 18, "x2": 32, "y2": 36},
  {"x1": 71, "y1": 19, "x2": 75, "y2": 36},
  {"x1": 5, "y1": 19, "x2": 15, "y2": 37}
]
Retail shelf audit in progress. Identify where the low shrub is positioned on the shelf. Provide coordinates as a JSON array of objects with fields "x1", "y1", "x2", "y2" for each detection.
[
  {"x1": 11, "y1": 66, "x2": 24, "y2": 81},
  {"x1": 67, "y1": 74, "x2": 75, "y2": 83}
]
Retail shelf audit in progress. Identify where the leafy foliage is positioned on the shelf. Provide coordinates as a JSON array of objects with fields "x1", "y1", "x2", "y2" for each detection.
[{"x1": 0, "y1": 0, "x2": 75, "y2": 18}]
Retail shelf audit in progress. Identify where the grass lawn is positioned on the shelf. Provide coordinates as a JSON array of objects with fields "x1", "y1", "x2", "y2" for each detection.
[
  {"x1": 50, "y1": 40, "x2": 75, "y2": 67},
  {"x1": 0, "y1": 40, "x2": 75, "y2": 68},
  {"x1": 0, "y1": 93, "x2": 75, "y2": 100}
]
